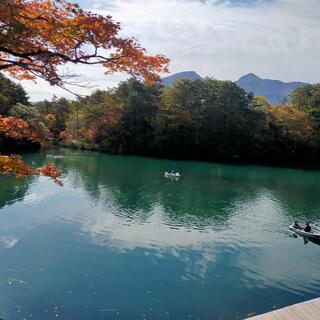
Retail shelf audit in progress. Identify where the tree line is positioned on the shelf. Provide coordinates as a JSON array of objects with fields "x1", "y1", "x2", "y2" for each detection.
[{"x1": 1, "y1": 74, "x2": 320, "y2": 167}]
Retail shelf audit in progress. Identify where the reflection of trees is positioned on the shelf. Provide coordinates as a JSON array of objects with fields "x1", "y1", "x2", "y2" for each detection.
[
  {"x1": 60, "y1": 151, "x2": 168, "y2": 222},
  {"x1": 270, "y1": 171, "x2": 320, "y2": 220},
  {"x1": 60, "y1": 150, "x2": 281, "y2": 228},
  {"x1": 0, "y1": 175, "x2": 34, "y2": 209},
  {"x1": 0, "y1": 151, "x2": 58, "y2": 210},
  {"x1": 242, "y1": 167, "x2": 320, "y2": 221},
  {"x1": 4, "y1": 148, "x2": 320, "y2": 228}
]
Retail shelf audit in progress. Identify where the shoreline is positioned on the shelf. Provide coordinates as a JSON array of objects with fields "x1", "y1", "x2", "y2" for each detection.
[{"x1": 44, "y1": 143, "x2": 320, "y2": 171}]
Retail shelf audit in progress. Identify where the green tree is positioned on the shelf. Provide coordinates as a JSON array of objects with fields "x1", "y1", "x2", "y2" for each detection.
[
  {"x1": 116, "y1": 79, "x2": 161, "y2": 154},
  {"x1": 157, "y1": 78, "x2": 254, "y2": 159},
  {"x1": 36, "y1": 97, "x2": 72, "y2": 139},
  {"x1": 291, "y1": 84, "x2": 320, "y2": 125},
  {"x1": 8, "y1": 103, "x2": 40, "y2": 120},
  {"x1": 0, "y1": 74, "x2": 29, "y2": 115}
]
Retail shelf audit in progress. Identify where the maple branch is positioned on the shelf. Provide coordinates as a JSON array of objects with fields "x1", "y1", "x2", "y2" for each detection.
[
  {"x1": 0, "y1": 45, "x2": 128, "y2": 65},
  {"x1": 0, "y1": 0, "x2": 169, "y2": 87}
]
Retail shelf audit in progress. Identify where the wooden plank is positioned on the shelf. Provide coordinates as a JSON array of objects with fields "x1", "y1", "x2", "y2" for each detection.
[
  {"x1": 299, "y1": 302, "x2": 320, "y2": 318},
  {"x1": 280, "y1": 308, "x2": 304, "y2": 320},
  {"x1": 246, "y1": 298, "x2": 320, "y2": 320},
  {"x1": 282, "y1": 305, "x2": 313, "y2": 320},
  {"x1": 272, "y1": 310, "x2": 290, "y2": 320},
  {"x1": 310, "y1": 299, "x2": 320, "y2": 311},
  {"x1": 247, "y1": 310, "x2": 284, "y2": 320}
]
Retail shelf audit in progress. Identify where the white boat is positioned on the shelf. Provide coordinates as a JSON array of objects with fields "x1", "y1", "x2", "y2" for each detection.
[
  {"x1": 164, "y1": 171, "x2": 181, "y2": 178},
  {"x1": 289, "y1": 224, "x2": 320, "y2": 240},
  {"x1": 47, "y1": 155, "x2": 68, "y2": 159}
]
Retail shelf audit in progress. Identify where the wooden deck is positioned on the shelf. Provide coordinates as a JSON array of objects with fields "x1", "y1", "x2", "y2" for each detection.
[{"x1": 246, "y1": 297, "x2": 320, "y2": 320}]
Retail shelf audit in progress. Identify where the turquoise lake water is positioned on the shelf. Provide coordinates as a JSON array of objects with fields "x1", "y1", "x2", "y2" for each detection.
[{"x1": 0, "y1": 149, "x2": 319, "y2": 320}]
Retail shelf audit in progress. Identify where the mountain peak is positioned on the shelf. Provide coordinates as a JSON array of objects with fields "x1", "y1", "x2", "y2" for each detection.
[
  {"x1": 239, "y1": 73, "x2": 261, "y2": 81},
  {"x1": 236, "y1": 73, "x2": 308, "y2": 105},
  {"x1": 162, "y1": 71, "x2": 202, "y2": 86}
]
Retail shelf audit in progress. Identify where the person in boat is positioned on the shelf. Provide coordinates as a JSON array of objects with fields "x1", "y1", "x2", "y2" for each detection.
[
  {"x1": 293, "y1": 221, "x2": 301, "y2": 229},
  {"x1": 304, "y1": 222, "x2": 311, "y2": 232}
]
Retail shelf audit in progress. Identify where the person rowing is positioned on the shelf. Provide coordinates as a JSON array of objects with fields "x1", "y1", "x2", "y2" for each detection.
[
  {"x1": 293, "y1": 221, "x2": 301, "y2": 230},
  {"x1": 304, "y1": 222, "x2": 311, "y2": 233}
]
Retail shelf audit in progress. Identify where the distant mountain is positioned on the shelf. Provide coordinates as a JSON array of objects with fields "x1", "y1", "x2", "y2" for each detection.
[
  {"x1": 236, "y1": 73, "x2": 308, "y2": 105},
  {"x1": 162, "y1": 71, "x2": 202, "y2": 86},
  {"x1": 162, "y1": 71, "x2": 308, "y2": 105}
]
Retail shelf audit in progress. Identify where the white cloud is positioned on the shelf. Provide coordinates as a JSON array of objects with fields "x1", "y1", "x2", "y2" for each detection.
[
  {"x1": 21, "y1": 68, "x2": 128, "y2": 102},
  {"x1": 19, "y1": 0, "x2": 320, "y2": 101}
]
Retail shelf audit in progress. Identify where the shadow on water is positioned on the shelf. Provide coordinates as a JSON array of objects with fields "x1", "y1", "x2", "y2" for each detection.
[
  {"x1": 304, "y1": 237, "x2": 320, "y2": 246},
  {"x1": 291, "y1": 233, "x2": 320, "y2": 246}
]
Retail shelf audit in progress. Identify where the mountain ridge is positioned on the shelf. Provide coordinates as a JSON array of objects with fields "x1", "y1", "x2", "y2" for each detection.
[
  {"x1": 161, "y1": 71, "x2": 309, "y2": 105},
  {"x1": 235, "y1": 73, "x2": 308, "y2": 104}
]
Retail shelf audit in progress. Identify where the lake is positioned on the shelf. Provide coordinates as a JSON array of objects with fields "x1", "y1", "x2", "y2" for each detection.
[{"x1": 0, "y1": 149, "x2": 319, "y2": 320}]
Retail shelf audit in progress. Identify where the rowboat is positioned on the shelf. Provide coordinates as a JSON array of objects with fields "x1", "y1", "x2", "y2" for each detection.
[
  {"x1": 164, "y1": 171, "x2": 181, "y2": 178},
  {"x1": 289, "y1": 224, "x2": 320, "y2": 240}
]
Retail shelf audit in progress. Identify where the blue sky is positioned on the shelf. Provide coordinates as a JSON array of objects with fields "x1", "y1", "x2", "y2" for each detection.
[{"x1": 21, "y1": 0, "x2": 320, "y2": 100}]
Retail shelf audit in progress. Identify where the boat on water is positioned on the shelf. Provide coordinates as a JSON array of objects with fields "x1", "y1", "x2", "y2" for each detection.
[
  {"x1": 164, "y1": 171, "x2": 181, "y2": 178},
  {"x1": 289, "y1": 224, "x2": 320, "y2": 240},
  {"x1": 47, "y1": 155, "x2": 68, "y2": 159}
]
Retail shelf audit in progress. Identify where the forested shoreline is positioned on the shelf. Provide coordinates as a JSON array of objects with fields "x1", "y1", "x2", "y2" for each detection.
[{"x1": 1, "y1": 73, "x2": 320, "y2": 167}]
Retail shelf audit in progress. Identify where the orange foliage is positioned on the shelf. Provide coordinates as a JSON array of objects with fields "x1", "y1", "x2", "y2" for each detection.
[
  {"x1": 0, "y1": 115, "x2": 53, "y2": 146},
  {"x1": 0, "y1": 154, "x2": 63, "y2": 185},
  {"x1": 254, "y1": 96, "x2": 271, "y2": 110},
  {"x1": 38, "y1": 164, "x2": 63, "y2": 185},
  {"x1": 0, "y1": 154, "x2": 32, "y2": 177},
  {"x1": 0, "y1": 115, "x2": 60, "y2": 183},
  {"x1": 87, "y1": 109, "x2": 120, "y2": 141},
  {"x1": 0, "y1": 116, "x2": 30, "y2": 139},
  {"x1": 43, "y1": 113, "x2": 57, "y2": 131},
  {"x1": 0, "y1": 0, "x2": 169, "y2": 86},
  {"x1": 0, "y1": 115, "x2": 42, "y2": 143}
]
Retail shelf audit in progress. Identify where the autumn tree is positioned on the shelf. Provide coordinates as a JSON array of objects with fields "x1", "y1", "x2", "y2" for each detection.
[
  {"x1": 0, "y1": 0, "x2": 169, "y2": 88},
  {"x1": 0, "y1": 0, "x2": 169, "y2": 180},
  {"x1": 0, "y1": 115, "x2": 61, "y2": 183},
  {"x1": 75, "y1": 90, "x2": 118, "y2": 146},
  {"x1": 270, "y1": 105, "x2": 316, "y2": 146},
  {"x1": 254, "y1": 95, "x2": 271, "y2": 111}
]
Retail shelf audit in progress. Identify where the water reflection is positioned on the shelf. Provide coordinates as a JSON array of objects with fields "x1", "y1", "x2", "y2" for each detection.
[
  {"x1": 0, "y1": 149, "x2": 319, "y2": 320},
  {"x1": 0, "y1": 175, "x2": 34, "y2": 209}
]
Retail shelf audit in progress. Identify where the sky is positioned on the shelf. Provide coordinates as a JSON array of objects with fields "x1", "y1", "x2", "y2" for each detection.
[{"x1": 18, "y1": 0, "x2": 320, "y2": 101}]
